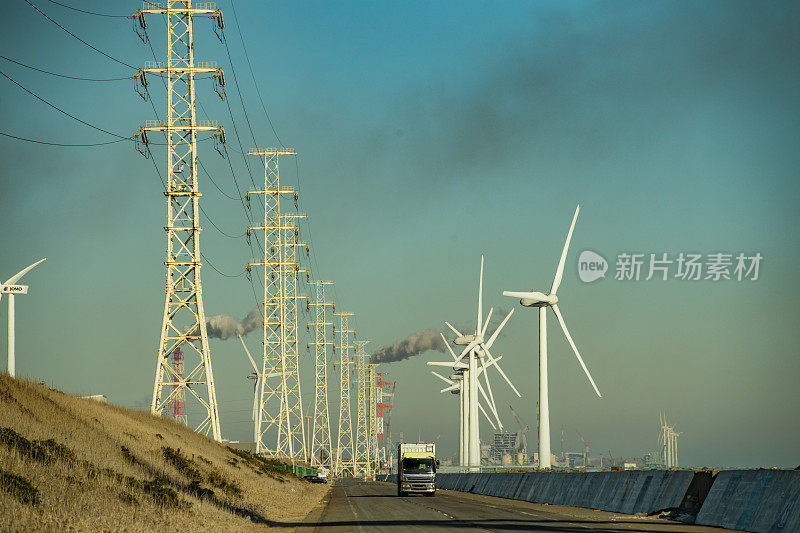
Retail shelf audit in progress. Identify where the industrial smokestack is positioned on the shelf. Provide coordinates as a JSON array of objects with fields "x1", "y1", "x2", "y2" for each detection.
[
  {"x1": 371, "y1": 328, "x2": 445, "y2": 364},
  {"x1": 204, "y1": 307, "x2": 263, "y2": 340}
]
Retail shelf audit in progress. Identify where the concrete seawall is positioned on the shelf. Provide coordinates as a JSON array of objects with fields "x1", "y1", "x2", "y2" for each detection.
[
  {"x1": 694, "y1": 470, "x2": 800, "y2": 532},
  {"x1": 433, "y1": 470, "x2": 696, "y2": 515},
  {"x1": 381, "y1": 469, "x2": 800, "y2": 532}
]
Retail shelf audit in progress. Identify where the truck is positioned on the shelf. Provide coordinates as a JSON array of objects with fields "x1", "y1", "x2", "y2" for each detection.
[{"x1": 396, "y1": 443, "x2": 438, "y2": 496}]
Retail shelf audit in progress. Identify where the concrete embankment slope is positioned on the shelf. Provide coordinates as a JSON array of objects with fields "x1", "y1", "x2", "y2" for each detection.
[{"x1": 383, "y1": 469, "x2": 800, "y2": 533}]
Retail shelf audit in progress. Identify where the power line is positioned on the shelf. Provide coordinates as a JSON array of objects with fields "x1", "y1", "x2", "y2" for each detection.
[
  {"x1": 228, "y1": 0, "x2": 284, "y2": 147},
  {"x1": 197, "y1": 157, "x2": 239, "y2": 200},
  {"x1": 42, "y1": 0, "x2": 131, "y2": 18},
  {"x1": 199, "y1": 204, "x2": 246, "y2": 239},
  {"x1": 0, "y1": 131, "x2": 128, "y2": 147},
  {"x1": 0, "y1": 55, "x2": 133, "y2": 81},
  {"x1": 23, "y1": 0, "x2": 138, "y2": 69},
  {"x1": 201, "y1": 252, "x2": 246, "y2": 278},
  {"x1": 221, "y1": 32, "x2": 259, "y2": 151},
  {"x1": 1, "y1": 70, "x2": 130, "y2": 139}
]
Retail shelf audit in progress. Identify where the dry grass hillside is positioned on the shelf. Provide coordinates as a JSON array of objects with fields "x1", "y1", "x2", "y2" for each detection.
[{"x1": 0, "y1": 374, "x2": 328, "y2": 531}]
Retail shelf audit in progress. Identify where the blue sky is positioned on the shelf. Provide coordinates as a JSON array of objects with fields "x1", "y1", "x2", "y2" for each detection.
[{"x1": 1, "y1": 0, "x2": 798, "y2": 468}]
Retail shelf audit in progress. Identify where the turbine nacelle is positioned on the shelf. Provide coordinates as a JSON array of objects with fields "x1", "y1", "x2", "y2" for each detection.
[
  {"x1": 502, "y1": 290, "x2": 557, "y2": 307},
  {"x1": 453, "y1": 334, "x2": 476, "y2": 346}
]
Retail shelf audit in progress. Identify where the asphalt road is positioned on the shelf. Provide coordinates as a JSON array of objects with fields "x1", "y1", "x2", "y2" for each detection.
[{"x1": 300, "y1": 479, "x2": 741, "y2": 532}]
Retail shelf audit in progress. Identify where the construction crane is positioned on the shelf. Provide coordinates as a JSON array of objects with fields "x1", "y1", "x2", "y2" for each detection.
[
  {"x1": 575, "y1": 429, "x2": 590, "y2": 467},
  {"x1": 508, "y1": 405, "x2": 529, "y2": 457}
]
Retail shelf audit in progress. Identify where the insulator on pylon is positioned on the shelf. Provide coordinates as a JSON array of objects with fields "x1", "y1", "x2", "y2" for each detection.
[
  {"x1": 135, "y1": 130, "x2": 150, "y2": 158},
  {"x1": 133, "y1": 12, "x2": 148, "y2": 43},
  {"x1": 213, "y1": 12, "x2": 224, "y2": 42},
  {"x1": 134, "y1": 70, "x2": 149, "y2": 100},
  {"x1": 213, "y1": 70, "x2": 225, "y2": 100},
  {"x1": 214, "y1": 129, "x2": 226, "y2": 157}
]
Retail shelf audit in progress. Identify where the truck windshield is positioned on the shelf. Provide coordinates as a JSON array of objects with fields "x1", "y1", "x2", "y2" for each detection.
[{"x1": 402, "y1": 458, "x2": 434, "y2": 473}]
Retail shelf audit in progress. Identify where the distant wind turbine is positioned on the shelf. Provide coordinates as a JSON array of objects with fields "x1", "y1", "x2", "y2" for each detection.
[
  {"x1": 503, "y1": 205, "x2": 601, "y2": 469},
  {"x1": 2, "y1": 258, "x2": 46, "y2": 377}
]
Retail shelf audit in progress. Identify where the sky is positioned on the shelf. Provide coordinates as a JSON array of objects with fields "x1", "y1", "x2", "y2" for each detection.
[{"x1": 1, "y1": 0, "x2": 798, "y2": 469}]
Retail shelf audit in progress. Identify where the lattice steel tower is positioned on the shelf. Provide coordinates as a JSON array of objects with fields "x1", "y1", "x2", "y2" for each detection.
[
  {"x1": 367, "y1": 363, "x2": 377, "y2": 479},
  {"x1": 245, "y1": 149, "x2": 303, "y2": 458},
  {"x1": 334, "y1": 312, "x2": 355, "y2": 475},
  {"x1": 308, "y1": 281, "x2": 334, "y2": 469},
  {"x1": 353, "y1": 340, "x2": 371, "y2": 477},
  {"x1": 280, "y1": 211, "x2": 308, "y2": 462},
  {"x1": 169, "y1": 347, "x2": 187, "y2": 426},
  {"x1": 135, "y1": 1, "x2": 226, "y2": 441}
]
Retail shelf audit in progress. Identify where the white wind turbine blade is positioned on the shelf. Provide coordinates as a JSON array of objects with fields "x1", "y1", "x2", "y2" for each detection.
[
  {"x1": 238, "y1": 334, "x2": 260, "y2": 374},
  {"x1": 427, "y1": 361, "x2": 469, "y2": 370},
  {"x1": 478, "y1": 359, "x2": 502, "y2": 430},
  {"x1": 440, "y1": 332, "x2": 459, "y2": 361},
  {"x1": 482, "y1": 347, "x2": 521, "y2": 397},
  {"x1": 252, "y1": 375, "x2": 260, "y2": 422},
  {"x1": 454, "y1": 338, "x2": 480, "y2": 364},
  {"x1": 440, "y1": 383, "x2": 460, "y2": 394},
  {"x1": 479, "y1": 401, "x2": 497, "y2": 430},
  {"x1": 485, "y1": 307, "x2": 514, "y2": 349},
  {"x1": 481, "y1": 307, "x2": 494, "y2": 338},
  {"x1": 431, "y1": 371, "x2": 454, "y2": 385},
  {"x1": 550, "y1": 204, "x2": 580, "y2": 295},
  {"x1": 551, "y1": 304, "x2": 601, "y2": 398},
  {"x1": 444, "y1": 321, "x2": 463, "y2": 338},
  {"x1": 477, "y1": 255, "x2": 484, "y2": 335},
  {"x1": 1, "y1": 258, "x2": 46, "y2": 305}
]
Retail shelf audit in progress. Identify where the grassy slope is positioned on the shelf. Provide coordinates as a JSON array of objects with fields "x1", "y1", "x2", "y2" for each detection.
[{"x1": 0, "y1": 374, "x2": 328, "y2": 531}]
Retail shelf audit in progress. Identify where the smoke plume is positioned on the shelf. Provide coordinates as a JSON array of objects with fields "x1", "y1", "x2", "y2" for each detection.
[
  {"x1": 371, "y1": 328, "x2": 445, "y2": 364},
  {"x1": 204, "y1": 307, "x2": 263, "y2": 340}
]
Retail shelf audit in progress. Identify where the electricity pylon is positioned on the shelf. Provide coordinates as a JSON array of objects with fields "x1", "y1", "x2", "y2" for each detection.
[
  {"x1": 134, "y1": 1, "x2": 226, "y2": 442},
  {"x1": 245, "y1": 148, "x2": 297, "y2": 456},
  {"x1": 353, "y1": 340, "x2": 371, "y2": 477},
  {"x1": 367, "y1": 363, "x2": 378, "y2": 479},
  {"x1": 308, "y1": 281, "x2": 334, "y2": 470},
  {"x1": 334, "y1": 312, "x2": 355, "y2": 475},
  {"x1": 280, "y1": 211, "x2": 309, "y2": 462}
]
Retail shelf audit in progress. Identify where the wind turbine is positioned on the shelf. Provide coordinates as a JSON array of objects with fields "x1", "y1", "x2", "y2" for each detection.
[
  {"x1": 1, "y1": 258, "x2": 46, "y2": 377},
  {"x1": 430, "y1": 255, "x2": 521, "y2": 468},
  {"x1": 238, "y1": 333, "x2": 263, "y2": 444},
  {"x1": 503, "y1": 205, "x2": 601, "y2": 469}
]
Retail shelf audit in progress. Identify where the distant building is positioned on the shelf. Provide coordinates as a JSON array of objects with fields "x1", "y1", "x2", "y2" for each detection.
[
  {"x1": 490, "y1": 432, "x2": 517, "y2": 463},
  {"x1": 564, "y1": 452, "x2": 586, "y2": 468},
  {"x1": 81, "y1": 395, "x2": 107, "y2": 403},
  {"x1": 480, "y1": 443, "x2": 491, "y2": 461}
]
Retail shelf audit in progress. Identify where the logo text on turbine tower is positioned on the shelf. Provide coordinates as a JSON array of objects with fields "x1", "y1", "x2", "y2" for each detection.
[{"x1": 578, "y1": 251, "x2": 608, "y2": 283}]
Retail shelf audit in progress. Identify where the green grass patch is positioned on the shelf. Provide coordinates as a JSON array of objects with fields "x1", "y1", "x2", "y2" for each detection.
[
  {"x1": 226, "y1": 446, "x2": 292, "y2": 481},
  {"x1": 0, "y1": 468, "x2": 39, "y2": 505},
  {"x1": 162, "y1": 447, "x2": 202, "y2": 482},
  {"x1": 206, "y1": 470, "x2": 242, "y2": 497},
  {"x1": 0, "y1": 427, "x2": 74, "y2": 464}
]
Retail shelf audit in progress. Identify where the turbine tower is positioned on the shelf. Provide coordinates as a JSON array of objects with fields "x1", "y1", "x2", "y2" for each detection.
[
  {"x1": 133, "y1": 2, "x2": 226, "y2": 442},
  {"x1": 2, "y1": 258, "x2": 46, "y2": 378},
  {"x1": 308, "y1": 280, "x2": 334, "y2": 470},
  {"x1": 245, "y1": 148, "x2": 297, "y2": 456},
  {"x1": 334, "y1": 312, "x2": 355, "y2": 475},
  {"x1": 353, "y1": 340, "x2": 371, "y2": 477},
  {"x1": 237, "y1": 333, "x2": 262, "y2": 443},
  {"x1": 503, "y1": 205, "x2": 602, "y2": 469}
]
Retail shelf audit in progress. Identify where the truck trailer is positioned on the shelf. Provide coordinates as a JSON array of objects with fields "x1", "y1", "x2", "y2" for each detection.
[{"x1": 396, "y1": 443, "x2": 438, "y2": 496}]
